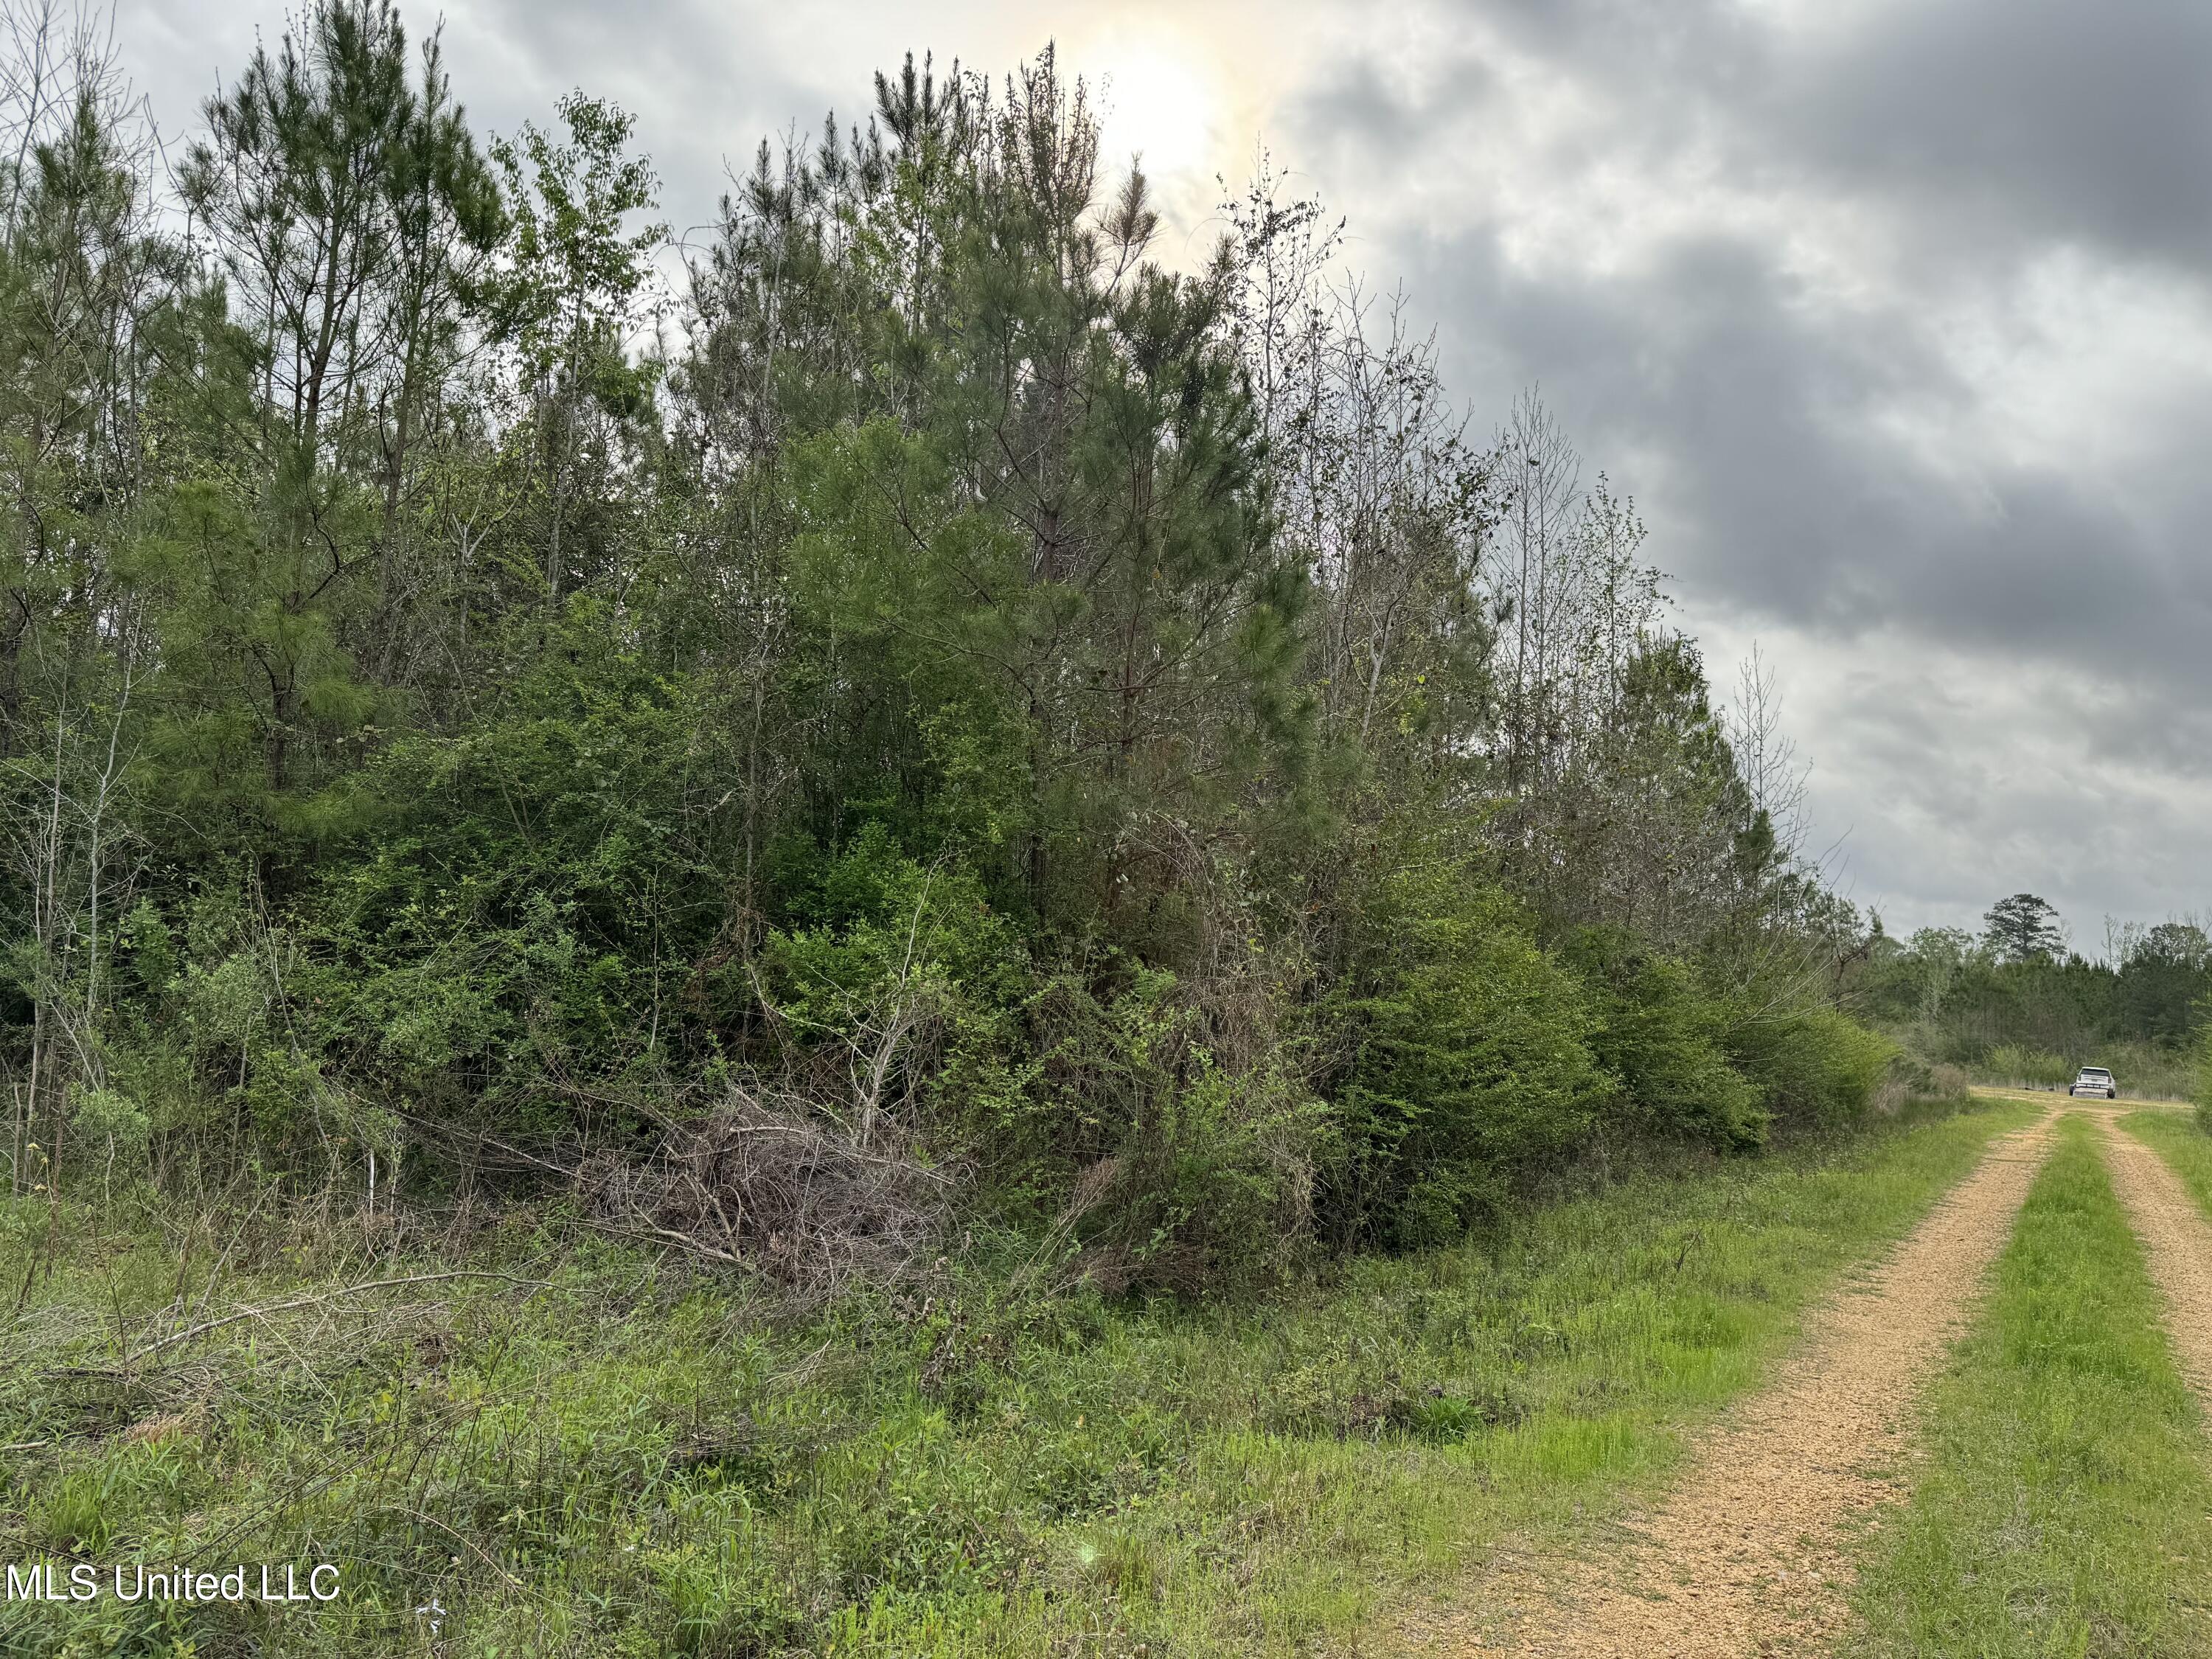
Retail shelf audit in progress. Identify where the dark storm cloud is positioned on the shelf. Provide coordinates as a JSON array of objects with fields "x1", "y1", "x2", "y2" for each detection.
[
  {"x1": 1284, "y1": 0, "x2": 2212, "y2": 928},
  {"x1": 1385, "y1": 217, "x2": 2200, "y2": 667},
  {"x1": 1288, "y1": 55, "x2": 1473, "y2": 160},
  {"x1": 1441, "y1": 0, "x2": 2212, "y2": 270},
  {"x1": 1778, "y1": 0, "x2": 2212, "y2": 270}
]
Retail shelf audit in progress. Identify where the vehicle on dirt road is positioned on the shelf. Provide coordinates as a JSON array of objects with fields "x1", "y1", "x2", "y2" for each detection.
[{"x1": 2069, "y1": 1066, "x2": 2118, "y2": 1099}]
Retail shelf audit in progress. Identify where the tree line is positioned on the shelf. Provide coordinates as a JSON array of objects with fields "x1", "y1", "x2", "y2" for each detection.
[
  {"x1": 1854, "y1": 894, "x2": 2211, "y2": 1096},
  {"x1": 2, "y1": 2, "x2": 1903, "y2": 1290}
]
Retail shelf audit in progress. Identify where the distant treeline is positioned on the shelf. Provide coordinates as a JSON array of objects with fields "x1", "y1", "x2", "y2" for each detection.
[
  {"x1": 4, "y1": 2, "x2": 1906, "y2": 1287},
  {"x1": 1853, "y1": 896, "x2": 2211, "y2": 1098}
]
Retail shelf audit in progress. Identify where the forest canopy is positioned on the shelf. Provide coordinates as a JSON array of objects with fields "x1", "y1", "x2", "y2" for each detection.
[{"x1": 3, "y1": 1, "x2": 2118, "y2": 1292}]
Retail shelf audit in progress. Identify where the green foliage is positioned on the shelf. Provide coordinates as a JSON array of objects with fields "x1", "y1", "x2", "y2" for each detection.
[
  {"x1": 1058, "y1": 970, "x2": 1329, "y2": 1291},
  {"x1": 2, "y1": 13, "x2": 1898, "y2": 1280},
  {"x1": 2196, "y1": 1023, "x2": 2212, "y2": 1131},
  {"x1": 1327, "y1": 863, "x2": 1613, "y2": 1246},
  {"x1": 1980, "y1": 891, "x2": 2065, "y2": 964},
  {"x1": 1565, "y1": 929, "x2": 1766, "y2": 1149},
  {"x1": 154, "y1": 0, "x2": 504, "y2": 844},
  {"x1": 1855, "y1": 908, "x2": 2211, "y2": 1093},
  {"x1": 490, "y1": 91, "x2": 664, "y2": 389},
  {"x1": 1725, "y1": 1004, "x2": 1896, "y2": 1126},
  {"x1": 290, "y1": 630, "x2": 725, "y2": 1120},
  {"x1": 2115, "y1": 921, "x2": 2211, "y2": 1043},
  {"x1": 69, "y1": 1087, "x2": 149, "y2": 1157},
  {"x1": 1983, "y1": 1041, "x2": 2070, "y2": 1088}
]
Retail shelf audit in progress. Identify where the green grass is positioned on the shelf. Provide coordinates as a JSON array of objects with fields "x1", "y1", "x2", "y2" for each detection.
[
  {"x1": 0, "y1": 1099, "x2": 2031, "y2": 1658},
  {"x1": 1848, "y1": 1113, "x2": 2212, "y2": 1657}
]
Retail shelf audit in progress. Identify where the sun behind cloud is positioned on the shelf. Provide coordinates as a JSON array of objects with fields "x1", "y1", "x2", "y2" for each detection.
[{"x1": 1091, "y1": 39, "x2": 1220, "y2": 184}]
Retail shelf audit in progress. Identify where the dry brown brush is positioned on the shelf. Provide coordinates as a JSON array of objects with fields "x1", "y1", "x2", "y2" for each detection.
[{"x1": 577, "y1": 1086, "x2": 952, "y2": 1298}]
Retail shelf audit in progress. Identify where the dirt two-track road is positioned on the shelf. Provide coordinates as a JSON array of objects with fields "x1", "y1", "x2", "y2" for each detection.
[{"x1": 1428, "y1": 1096, "x2": 2212, "y2": 1658}]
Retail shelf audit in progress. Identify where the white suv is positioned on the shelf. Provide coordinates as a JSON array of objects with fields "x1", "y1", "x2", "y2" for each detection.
[{"x1": 2068, "y1": 1066, "x2": 2118, "y2": 1099}]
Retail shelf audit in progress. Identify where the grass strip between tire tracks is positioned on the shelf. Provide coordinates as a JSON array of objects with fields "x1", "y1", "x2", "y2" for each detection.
[{"x1": 1846, "y1": 1113, "x2": 2212, "y2": 1658}]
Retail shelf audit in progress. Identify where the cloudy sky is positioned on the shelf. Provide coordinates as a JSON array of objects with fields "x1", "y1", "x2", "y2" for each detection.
[{"x1": 117, "y1": 0, "x2": 2211, "y2": 947}]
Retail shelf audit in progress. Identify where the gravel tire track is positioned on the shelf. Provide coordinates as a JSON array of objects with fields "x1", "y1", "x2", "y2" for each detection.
[
  {"x1": 1451, "y1": 1109, "x2": 2060, "y2": 1658},
  {"x1": 2096, "y1": 1112, "x2": 2212, "y2": 1399}
]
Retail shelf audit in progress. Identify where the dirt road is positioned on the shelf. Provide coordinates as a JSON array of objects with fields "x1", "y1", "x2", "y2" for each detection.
[
  {"x1": 2095, "y1": 1112, "x2": 2212, "y2": 1399},
  {"x1": 1449, "y1": 1108, "x2": 2061, "y2": 1658}
]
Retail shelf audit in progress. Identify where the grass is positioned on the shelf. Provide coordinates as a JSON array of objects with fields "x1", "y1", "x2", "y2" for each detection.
[
  {"x1": 0, "y1": 1098, "x2": 2031, "y2": 1658},
  {"x1": 1848, "y1": 1112, "x2": 2212, "y2": 1657}
]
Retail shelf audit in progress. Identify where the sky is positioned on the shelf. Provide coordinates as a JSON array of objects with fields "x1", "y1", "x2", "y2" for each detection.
[{"x1": 114, "y1": 0, "x2": 2212, "y2": 946}]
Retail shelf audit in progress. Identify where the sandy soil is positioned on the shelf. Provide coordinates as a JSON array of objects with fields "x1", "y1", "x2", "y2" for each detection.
[
  {"x1": 1421, "y1": 1108, "x2": 2060, "y2": 1658},
  {"x1": 2096, "y1": 1113, "x2": 2212, "y2": 1399}
]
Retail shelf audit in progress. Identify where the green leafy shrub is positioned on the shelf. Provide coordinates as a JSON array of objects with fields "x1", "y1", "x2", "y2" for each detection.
[
  {"x1": 1728, "y1": 1004, "x2": 1896, "y2": 1125},
  {"x1": 1028, "y1": 966, "x2": 1331, "y2": 1293},
  {"x1": 1326, "y1": 863, "x2": 1614, "y2": 1247},
  {"x1": 1565, "y1": 929, "x2": 1767, "y2": 1150},
  {"x1": 757, "y1": 824, "x2": 1031, "y2": 1111},
  {"x1": 2194, "y1": 1024, "x2": 2212, "y2": 1132}
]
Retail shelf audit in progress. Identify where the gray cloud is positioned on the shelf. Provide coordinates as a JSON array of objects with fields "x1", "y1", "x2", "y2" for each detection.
[
  {"x1": 1778, "y1": 0, "x2": 2212, "y2": 270},
  {"x1": 1284, "y1": 0, "x2": 2212, "y2": 934}
]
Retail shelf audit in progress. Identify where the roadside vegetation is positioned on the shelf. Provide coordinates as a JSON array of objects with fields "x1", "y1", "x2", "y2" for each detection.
[
  {"x1": 0, "y1": 0, "x2": 1910, "y2": 1292},
  {"x1": 0, "y1": 1099, "x2": 2029, "y2": 1657},
  {"x1": 1848, "y1": 1113, "x2": 2212, "y2": 1656},
  {"x1": 0, "y1": 1, "x2": 2129, "y2": 1652}
]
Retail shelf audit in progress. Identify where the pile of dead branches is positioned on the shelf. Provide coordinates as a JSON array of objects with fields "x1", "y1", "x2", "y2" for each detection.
[{"x1": 577, "y1": 1087, "x2": 950, "y2": 1298}]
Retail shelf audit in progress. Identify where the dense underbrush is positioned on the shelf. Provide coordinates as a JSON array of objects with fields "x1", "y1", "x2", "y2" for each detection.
[{"x1": 18, "y1": 824, "x2": 1907, "y2": 1308}]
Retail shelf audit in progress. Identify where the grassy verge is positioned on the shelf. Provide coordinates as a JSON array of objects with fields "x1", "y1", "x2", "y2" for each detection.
[
  {"x1": 0, "y1": 1099, "x2": 2030, "y2": 1659},
  {"x1": 1847, "y1": 1113, "x2": 2212, "y2": 1656}
]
